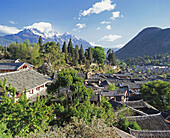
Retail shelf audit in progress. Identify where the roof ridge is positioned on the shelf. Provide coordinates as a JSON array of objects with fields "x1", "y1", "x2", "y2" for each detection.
[
  {"x1": 125, "y1": 100, "x2": 143, "y2": 103},
  {"x1": 127, "y1": 112, "x2": 161, "y2": 119},
  {"x1": 129, "y1": 127, "x2": 170, "y2": 132},
  {"x1": 0, "y1": 68, "x2": 30, "y2": 76}
]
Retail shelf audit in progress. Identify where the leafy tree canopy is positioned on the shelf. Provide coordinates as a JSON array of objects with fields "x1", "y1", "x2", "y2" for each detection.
[{"x1": 140, "y1": 80, "x2": 170, "y2": 111}]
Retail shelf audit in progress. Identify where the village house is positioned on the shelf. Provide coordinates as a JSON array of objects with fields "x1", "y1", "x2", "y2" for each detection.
[
  {"x1": 0, "y1": 69, "x2": 51, "y2": 102},
  {"x1": 90, "y1": 88, "x2": 128, "y2": 103},
  {"x1": 0, "y1": 62, "x2": 33, "y2": 73}
]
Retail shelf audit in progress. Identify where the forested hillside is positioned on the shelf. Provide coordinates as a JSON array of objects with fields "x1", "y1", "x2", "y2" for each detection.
[{"x1": 116, "y1": 27, "x2": 170, "y2": 59}]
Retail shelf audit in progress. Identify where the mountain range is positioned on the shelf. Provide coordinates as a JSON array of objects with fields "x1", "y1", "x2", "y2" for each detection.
[
  {"x1": 0, "y1": 27, "x2": 92, "y2": 49},
  {"x1": 1, "y1": 25, "x2": 170, "y2": 59},
  {"x1": 116, "y1": 27, "x2": 170, "y2": 59}
]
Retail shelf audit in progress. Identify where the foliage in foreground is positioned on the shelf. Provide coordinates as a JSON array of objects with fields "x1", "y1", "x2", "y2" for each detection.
[
  {"x1": 25, "y1": 117, "x2": 120, "y2": 138},
  {"x1": 0, "y1": 119, "x2": 12, "y2": 138},
  {"x1": 140, "y1": 80, "x2": 170, "y2": 111},
  {"x1": 0, "y1": 69, "x2": 141, "y2": 137},
  {"x1": 0, "y1": 79, "x2": 54, "y2": 136}
]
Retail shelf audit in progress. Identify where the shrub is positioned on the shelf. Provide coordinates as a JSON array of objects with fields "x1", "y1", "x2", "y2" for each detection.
[{"x1": 27, "y1": 117, "x2": 120, "y2": 138}]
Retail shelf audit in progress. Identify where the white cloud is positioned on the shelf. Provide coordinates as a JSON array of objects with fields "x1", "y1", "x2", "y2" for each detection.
[
  {"x1": 0, "y1": 25, "x2": 21, "y2": 35},
  {"x1": 110, "y1": 11, "x2": 120, "y2": 20},
  {"x1": 100, "y1": 21, "x2": 111, "y2": 24},
  {"x1": 72, "y1": 28, "x2": 77, "y2": 32},
  {"x1": 9, "y1": 20, "x2": 16, "y2": 24},
  {"x1": 81, "y1": 0, "x2": 116, "y2": 16},
  {"x1": 101, "y1": 34, "x2": 121, "y2": 42},
  {"x1": 24, "y1": 22, "x2": 56, "y2": 38},
  {"x1": 89, "y1": 41, "x2": 102, "y2": 46},
  {"x1": 96, "y1": 27, "x2": 101, "y2": 30},
  {"x1": 73, "y1": 23, "x2": 86, "y2": 31},
  {"x1": 106, "y1": 25, "x2": 111, "y2": 30},
  {"x1": 121, "y1": 14, "x2": 124, "y2": 18},
  {"x1": 24, "y1": 22, "x2": 53, "y2": 33},
  {"x1": 101, "y1": 43, "x2": 125, "y2": 49},
  {"x1": 76, "y1": 23, "x2": 86, "y2": 29},
  {"x1": 112, "y1": 44, "x2": 124, "y2": 48}
]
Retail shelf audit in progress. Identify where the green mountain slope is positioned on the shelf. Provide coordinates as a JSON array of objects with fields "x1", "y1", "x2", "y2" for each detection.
[{"x1": 115, "y1": 27, "x2": 170, "y2": 59}]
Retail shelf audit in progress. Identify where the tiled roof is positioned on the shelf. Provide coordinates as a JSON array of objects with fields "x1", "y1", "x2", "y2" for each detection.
[
  {"x1": 125, "y1": 100, "x2": 147, "y2": 108},
  {"x1": 101, "y1": 88, "x2": 127, "y2": 97},
  {"x1": 0, "y1": 62, "x2": 25, "y2": 70},
  {"x1": 129, "y1": 128, "x2": 170, "y2": 137},
  {"x1": 127, "y1": 113, "x2": 170, "y2": 130},
  {"x1": 0, "y1": 69, "x2": 51, "y2": 92}
]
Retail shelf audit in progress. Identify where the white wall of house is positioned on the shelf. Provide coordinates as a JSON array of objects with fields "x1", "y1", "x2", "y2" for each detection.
[
  {"x1": 14, "y1": 84, "x2": 47, "y2": 102},
  {"x1": 26, "y1": 84, "x2": 46, "y2": 98}
]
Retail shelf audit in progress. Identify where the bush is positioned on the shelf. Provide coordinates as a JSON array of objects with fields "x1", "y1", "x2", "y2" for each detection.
[
  {"x1": 106, "y1": 69, "x2": 113, "y2": 74},
  {"x1": 0, "y1": 119, "x2": 12, "y2": 138},
  {"x1": 108, "y1": 83, "x2": 117, "y2": 91},
  {"x1": 129, "y1": 121, "x2": 141, "y2": 131},
  {"x1": 27, "y1": 117, "x2": 120, "y2": 138}
]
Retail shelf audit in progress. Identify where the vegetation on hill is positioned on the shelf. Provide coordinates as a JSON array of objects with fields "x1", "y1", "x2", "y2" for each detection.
[
  {"x1": 116, "y1": 27, "x2": 170, "y2": 59},
  {"x1": 125, "y1": 53, "x2": 170, "y2": 66},
  {"x1": 0, "y1": 38, "x2": 119, "y2": 74}
]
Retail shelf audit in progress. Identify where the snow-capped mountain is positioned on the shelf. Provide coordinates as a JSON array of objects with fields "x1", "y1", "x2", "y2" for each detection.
[{"x1": 0, "y1": 23, "x2": 92, "y2": 48}]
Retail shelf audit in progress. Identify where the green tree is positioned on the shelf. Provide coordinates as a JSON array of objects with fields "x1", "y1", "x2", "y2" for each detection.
[
  {"x1": 0, "y1": 79, "x2": 54, "y2": 136},
  {"x1": 47, "y1": 69, "x2": 93, "y2": 124},
  {"x1": 44, "y1": 42, "x2": 65, "y2": 66},
  {"x1": 28, "y1": 43, "x2": 40, "y2": 65},
  {"x1": 57, "y1": 42, "x2": 61, "y2": 52},
  {"x1": 68, "y1": 38, "x2": 74, "y2": 57},
  {"x1": 108, "y1": 83, "x2": 117, "y2": 90},
  {"x1": 85, "y1": 60, "x2": 90, "y2": 70},
  {"x1": 0, "y1": 120, "x2": 12, "y2": 138},
  {"x1": 88, "y1": 47, "x2": 93, "y2": 64},
  {"x1": 75, "y1": 45, "x2": 79, "y2": 61},
  {"x1": 25, "y1": 39, "x2": 31, "y2": 47},
  {"x1": 48, "y1": 69, "x2": 93, "y2": 105},
  {"x1": 140, "y1": 80, "x2": 170, "y2": 111},
  {"x1": 79, "y1": 44, "x2": 85, "y2": 64},
  {"x1": 62, "y1": 41, "x2": 68, "y2": 62},
  {"x1": 93, "y1": 46, "x2": 106, "y2": 64},
  {"x1": 38, "y1": 36, "x2": 43, "y2": 53},
  {"x1": 107, "y1": 50, "x2": 116, "y2": 65}
]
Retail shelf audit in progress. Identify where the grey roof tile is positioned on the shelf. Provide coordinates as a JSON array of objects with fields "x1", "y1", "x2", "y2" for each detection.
[{"x1": 0, "y1": 69, "x2": 51, "y2": 92}]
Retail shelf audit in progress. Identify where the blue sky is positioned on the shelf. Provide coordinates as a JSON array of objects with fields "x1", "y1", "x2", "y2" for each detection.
[{"x1": 0, "y1": 0, "x2": 170, "y2": 49}]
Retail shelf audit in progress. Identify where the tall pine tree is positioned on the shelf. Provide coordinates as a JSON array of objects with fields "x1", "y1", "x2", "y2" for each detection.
[
  {"x1": 112, "y1": 50, "x2": 116, "y2": 65},
  {"x1": 75, "y1": 45, "x2": 79, "y2": 61},
  {"x1": 88, "y1": 47, "x2": 93, "y2": 64},
  {"x1": 38, "y1": 36, "x2": 43, "y2": 53},
  {"x1": 107, "y1": 49, "x2": 116, "y2": 65},
  {"x1": 62, "y1": 41, "x2": 68, "y2": 62},
  {"x1": 68, "y1": 38, "x2": 74, "y2": 57},
  {"x1": 79, "y1": 44, "x2": 85, "y2": 64}
]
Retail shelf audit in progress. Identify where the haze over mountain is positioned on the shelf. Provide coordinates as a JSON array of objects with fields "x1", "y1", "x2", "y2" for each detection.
[
  {"x1": 115, "y1": 27, "x2": 170, "y2": 59},
  {"x1": 0, "y1": 22, "x2": 92, "y2": 49}
]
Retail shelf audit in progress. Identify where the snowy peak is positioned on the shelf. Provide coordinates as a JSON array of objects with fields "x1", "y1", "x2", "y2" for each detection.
[
  {"x1": 1, "y1": 22, "x2": 92, "y2": 49},
  {"x1": 24, "y1": 22, "x2": 60, "y2": 38}
]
